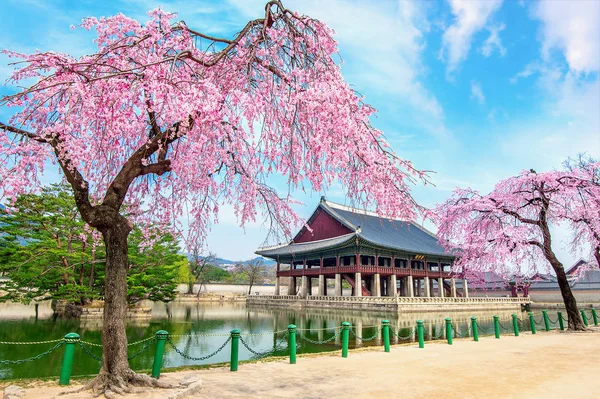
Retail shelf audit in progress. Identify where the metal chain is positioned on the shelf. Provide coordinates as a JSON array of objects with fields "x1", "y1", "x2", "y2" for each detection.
[
  {"x1": 451, "y1": 324, "x2": 469, "y2": 338},
  {"x1": 127, "y1": 337, "x2": 156, "y2": 360},
  {"x1": 476, "y1": 323, "x2": 494, "y2": 335},
  {"x1": 127, "y1": 336, "x2": 156, "y2": 346},
  {"x1": 79, "y1": 340, "x2": 102, "y2": 347},
  {"x1": 390, "y1": 327, "x2": 415, "y2": 340},
  {"x1": 297, "y1": 330, "x2": 340, "y2": 345},
  {"x1": 497, "y1": 320, "x2": 512, "y2": 330},
  {"x1": 78, "y1": 342, "x2": 102, "y2": 362},
  {"x1": 349, "y1": 327, "x2": 381, "y2": 342},
  {"x1": 169, "y1": 332, "x2": 231, "y2": 338},
  {"x1": 166, "y1": 336, "x2": 231, "y2": 362},
  {"x1": 0, "y1": 338, "x2": 64, "y2": 345},
  {"x1": 547, "y1": 315, "x2": 558, "y2": 324},
  {"x1": 241, "y1": 329, "x2": 289, "y2": 338},
  {"x1": 0, "y1": 341, "x2": 65, "y2": 365},
  {"x1": 239, "y1": 333, "x2": 289, "y2": 359}
]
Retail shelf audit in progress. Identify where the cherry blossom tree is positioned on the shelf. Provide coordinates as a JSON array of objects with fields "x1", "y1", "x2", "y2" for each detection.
[
  {"x1": 435, "y1": 169, "x2": 588, "y2": 331},
  {"x1": 559, "y1": 156, "x2": 600, "y2": 268},
  {"x1": 0, "y1": 1, "x2": 425, "y2": 393}
]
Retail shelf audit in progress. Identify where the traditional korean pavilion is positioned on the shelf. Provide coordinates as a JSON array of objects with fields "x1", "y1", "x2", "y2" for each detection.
[{"x1": 256, "y1": 198, "x2": 466, "y2": 298}]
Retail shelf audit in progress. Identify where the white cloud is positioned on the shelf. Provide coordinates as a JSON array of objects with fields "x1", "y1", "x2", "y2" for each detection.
[
  {"x1": 440, "y1": 0, "x2": 503, "y2": 77},
  {"x1": 510, "y1": 61, "x2": 541, "y2": 83},
  {"x1": 480, "y1": 23, "x2": 506, "y2": 57},
  {"x1": 532, "y1": 0, "x2": 600, "y2": 73},
  {"x1": 470, "y1": 80, "x2": 485, "y2": 104},
  {"x1": 227, "y1": 0, "x2": 449, "y2": 138}
]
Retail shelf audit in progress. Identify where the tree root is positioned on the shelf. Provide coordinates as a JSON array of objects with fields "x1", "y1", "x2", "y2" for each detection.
[{"x1": 58, "y1": 369, "x2": 175, "y2": 398}]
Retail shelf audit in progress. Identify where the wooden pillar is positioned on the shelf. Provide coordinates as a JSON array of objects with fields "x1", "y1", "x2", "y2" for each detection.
[{"x1": 335, "y1": 274, "x2": 342, "y2": 296}]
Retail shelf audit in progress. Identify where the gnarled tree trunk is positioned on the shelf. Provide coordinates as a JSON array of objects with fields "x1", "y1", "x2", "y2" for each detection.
[{"x1": 100, "y1": 221, "x2": 132, "y2": 381}]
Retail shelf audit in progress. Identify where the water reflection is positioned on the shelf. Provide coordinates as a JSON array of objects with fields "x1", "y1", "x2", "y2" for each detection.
[{"x1": 0, "y1": 301, "x2": 529, "y2": 380}]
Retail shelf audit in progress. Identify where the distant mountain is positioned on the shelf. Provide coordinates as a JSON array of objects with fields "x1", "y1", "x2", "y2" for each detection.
[{"x1": 185, "y1": 254, "x2": 276, "y2": 267}]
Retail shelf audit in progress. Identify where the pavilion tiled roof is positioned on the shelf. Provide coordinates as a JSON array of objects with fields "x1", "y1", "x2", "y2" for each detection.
[{"x1": 256, "y1": 199, "x2": 453, "y2": 259}]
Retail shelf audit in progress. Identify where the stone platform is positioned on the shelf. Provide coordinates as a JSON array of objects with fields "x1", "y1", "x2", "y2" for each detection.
[{"x1": 246, "y1": 295, "x2": 530, "y2": 312}]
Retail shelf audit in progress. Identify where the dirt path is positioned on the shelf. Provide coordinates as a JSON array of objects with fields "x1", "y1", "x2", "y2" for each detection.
[{"x1": 11, "y1": 330, "x2": 600, "y2": 399}]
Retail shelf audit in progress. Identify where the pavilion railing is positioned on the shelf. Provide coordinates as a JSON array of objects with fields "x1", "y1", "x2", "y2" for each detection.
[{"x1": 247, "y1": 295, "x2": 531, "y2": 304}]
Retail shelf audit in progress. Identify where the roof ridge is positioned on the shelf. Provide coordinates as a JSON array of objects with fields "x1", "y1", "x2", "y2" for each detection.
[{"x1": 322, "y1": 198, "x2": 408, "y2": 222}]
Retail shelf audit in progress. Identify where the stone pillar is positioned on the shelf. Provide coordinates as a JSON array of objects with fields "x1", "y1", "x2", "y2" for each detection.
[
  {"x1": 430, "y1": 278, "x2": 435, "y2": 297},
  {"x1": 373, "y1": 273, "x2": 381, "y2": 297},
  {"x1": 451, "y1": 278, "x2": 457, "y2": 298},
  {"x1": 335, "y1": 274, "x2": 342, "y2": 296},
  {"x1": 407, "y1": 276, "x2": 414, "y2": 297},
  {"x1": 389, "y1": 275, "x2": 397, "y2": 297},
  {"x1": 438, "y1": 277, "x2": 445, "y2": 298},
  {"x1": 307, "y1": 277, "x2": 313, "y2": 296},
  {"x1": 355, "y1": 272, "x2": 362, "y2": 297},
  {"x1": 424, "y1": 276, "x2": 430, "y2": 297},
  {"x1": 318, "y1": 275, "x2": 325, "y2": 296},
  {"x1": 289, "y1": 277, "x2": 296, "y2": 296},
  {"x1": 274, "y1": 276, "x2": 280, "y2": 296},
  {"x1": 323, "y1": 279, "x2": 328, "y2": 296},
  {"x1": 301, "y1": 276, "x2": 308, "y2": 298},
  {"x1": 463, "y1": 278, "x2": 469, "y2": 298}
]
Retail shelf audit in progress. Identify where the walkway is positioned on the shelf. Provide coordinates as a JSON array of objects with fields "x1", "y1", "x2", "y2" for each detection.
[{"x1": 15, "y1": 330, "x2": 600, "y2": 399}]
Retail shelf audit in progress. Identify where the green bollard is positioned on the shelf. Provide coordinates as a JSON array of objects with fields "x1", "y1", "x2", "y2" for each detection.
[
  {"x1": 557, "y1": 311, "x2": 565, "y2": 331},
  {"x1": 542, "y1": 310, "x2": 550, "y2": 331},
  {"x1": 528, "y1": 312, "x2": 537, "y2": 334},
  {"x1": 445, "y1": 318, "x2": 453, "y2": 345},
  {"x1": 382, "y1": 320, "x2": 390, "y2": 353},
  {"x1": 471, "y1": 317, "x2": 479, "y2": 342},
  {"x1": 592, "y1": 308, "x2": 598, "y2": 326},
  {"x1": 151, "y1": 330, "x2": 168, "y2": 379},
  {"x1": 416, "y1": 320, "x2": 424, "y2": 349},
  {"x1": 59, "y1": 332, "x2": 80, "y2": 385},
  {"x1": 288, "y1": 324, "x2": 297, "y2": 364},
  {"x1": 341, "y1": 322, "x2": 351, "y2": 358},
  {"x1": 580, "y1": 310, "x2": 589, "y2": 326},
  {"x1": 230, "y1": 329, "x2": 240, "y2": 371},
  {"x1": 493, "y1": 316, "x2": 500, "y2": 339},
  {"x1": 512, "y1": 314, "x2": 520, "y2": 337}
]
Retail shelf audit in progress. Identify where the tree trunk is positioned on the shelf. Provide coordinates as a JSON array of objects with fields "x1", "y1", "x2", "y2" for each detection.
[
  {"x1": 187, "y1": 278, "x2": 194, "y2": 295},
  {"x1": 594, "y1": 246, "x2": 600, "y2": 269},
  {"x1": 540, "y1": 221, "x2": 586, "y2": 330},
  {"x1": 100, "y1": 222, "x2": 133, "y2": 381},
  {"x1": 248, "y1": 280, "x2": 253, "y2": 295}
]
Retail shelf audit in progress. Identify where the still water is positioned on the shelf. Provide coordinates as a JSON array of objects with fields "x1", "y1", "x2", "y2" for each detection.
[{"x1": 0, "y1": 301, "x2": 531, "y2": 380}]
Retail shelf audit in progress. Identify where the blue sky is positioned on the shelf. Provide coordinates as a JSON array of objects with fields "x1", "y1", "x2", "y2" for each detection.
[{"x1": 1, "y1": 0, "x2": 599, "y2": 266}]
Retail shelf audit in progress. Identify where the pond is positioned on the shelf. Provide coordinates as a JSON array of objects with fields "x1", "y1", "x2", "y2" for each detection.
[{"x1": 0, "y1": 301, "x2": 536, "y2": 380}]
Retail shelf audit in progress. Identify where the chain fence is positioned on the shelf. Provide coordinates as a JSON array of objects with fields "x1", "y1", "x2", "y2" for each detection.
[
  {"x1": 349, "y1": 327, "x2": 381, "y2": 342},
  {"x1": 390, "y1": 327, "x2": 414, "y2": 340},
  {"x1": 239, "y1": 333, "x2": 289, "y2": 359},
  {"x1": 166, "y1": 336, "x2": 231, "y2": 362},
  {"x1": 297, "y1": 329, "x2": 340, "y2": 345},
  {"x1": 0, "y1": 341, "x2": 65, "y2": 365}
]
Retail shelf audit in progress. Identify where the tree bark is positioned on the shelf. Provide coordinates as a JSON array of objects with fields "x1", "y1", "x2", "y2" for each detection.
[
  {"x1": 594, "y1": 246, "x2": 600, "y2": 269},
  {"x1": 100, "y1": 221, "x2": 133, "y2": 380},
  {"x1": 540, "y1": 222, "x2": 586, "y2": 330}
]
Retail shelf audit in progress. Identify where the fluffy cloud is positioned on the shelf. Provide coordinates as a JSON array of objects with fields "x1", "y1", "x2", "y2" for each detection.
[
  {"x1": 480, "y1": 23, "x2": 506, "y2": 57},
  {"x1": 440, "y1": 0, "x2": 503, "y2": 76},
  {"x1": 470, "y1": 80, "x2": 485, "y2": 104},
  {"x1": 532, "y1": 0, "x2": 600, "y2": 73}
]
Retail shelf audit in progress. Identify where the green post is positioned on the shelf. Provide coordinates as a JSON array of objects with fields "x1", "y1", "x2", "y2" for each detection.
[
  {"x1": 471, "y1": 317, "x2": 479, "y2": 342},
  {"x1": 528, "y1": 312, "x2": 537, "y2": 334},
  {"x1": 580, "y1": 310, "x2": 588, "y2": 326},
  {"x1": 542, "y1": 310, "x2": 550, "y2": 331},
  {"x1": 493, "y1": 316, "x2": 500, "y2": 339},
  {"x1": 151, "y1": 330, "x2": 168, "y2": 379},
  {"x1": 382, "y1": 320, "x2": 390, "y2": 353},
  {"x1": 591, "y1": 308, "x2": 598, "y2": 326},
  {"x1": 341, "y1": 322, "x2": 351, "y2": 358},
  {"x1": 445, "y1": 318, "x2": 453, "y2": 345},
  {"x1": 416, "y1": 320, "x2": 424, "y2": 349},
  {"x1": 59, "y1": 332, "x2": 80, "y2": 386},
  {"x1": 557, "y1": 311, "x2": 565, "y2": 331},
  {"x1": 287, "y1": 324, "x2": 297, "y2": 364},
  {"x1": 230, "y1": 329, "x2": 240, "y2": 371},
  {"x1": 512, "y1": 314, "x2": 520, "y2": 337}
]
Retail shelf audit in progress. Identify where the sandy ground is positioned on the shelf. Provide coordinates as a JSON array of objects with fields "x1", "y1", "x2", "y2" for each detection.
[{"x1": 7, "y1": 330, "x2": 600, "y2": 399}]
